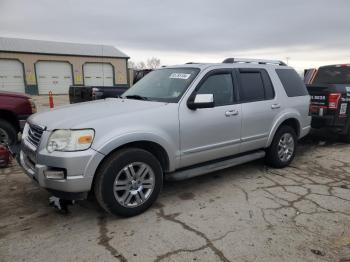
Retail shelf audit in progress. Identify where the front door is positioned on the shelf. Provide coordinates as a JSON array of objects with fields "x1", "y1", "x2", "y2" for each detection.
[{"x1": 179, "y1": 69, "x2": 241, "y2": 168}]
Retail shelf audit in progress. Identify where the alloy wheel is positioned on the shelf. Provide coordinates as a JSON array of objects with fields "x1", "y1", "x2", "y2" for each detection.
[
  {"x1": 113, "y1": 162, "x2": 155, "y2": 208},
  {"x1": 277, "y1": 133, "x2": 295, "y2": 162}
]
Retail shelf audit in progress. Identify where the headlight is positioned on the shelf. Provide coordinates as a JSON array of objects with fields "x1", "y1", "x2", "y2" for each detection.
[{"x1": 47, "y1": 129, "x2": 94, "y2": 153}]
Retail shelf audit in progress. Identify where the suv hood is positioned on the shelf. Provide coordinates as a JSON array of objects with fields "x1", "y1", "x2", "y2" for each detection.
[{"x1": 29, "y1": 98, "x2": 168, "y2": 130}]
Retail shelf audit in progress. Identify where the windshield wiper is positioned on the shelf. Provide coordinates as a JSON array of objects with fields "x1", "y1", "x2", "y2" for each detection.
[{"x1": 123, "y1": 95, "x2": 148, "y2": 101}]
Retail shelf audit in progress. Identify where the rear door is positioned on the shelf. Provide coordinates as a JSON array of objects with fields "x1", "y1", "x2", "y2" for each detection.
[{"x1": 237, "y1": 68, "x2": 277, "y2": 152}]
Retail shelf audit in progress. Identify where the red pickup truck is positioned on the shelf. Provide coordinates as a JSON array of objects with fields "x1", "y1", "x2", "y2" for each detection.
[{"x1": 0, "y1": 91, "x2": 36, "y2": 146}]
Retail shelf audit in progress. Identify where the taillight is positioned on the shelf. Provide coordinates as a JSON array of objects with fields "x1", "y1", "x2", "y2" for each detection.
[{"x1": 328, "y1": 93, "x2": 341, "y2": 110}]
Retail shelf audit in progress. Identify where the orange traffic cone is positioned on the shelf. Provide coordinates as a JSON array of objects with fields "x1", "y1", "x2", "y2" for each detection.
[{"x1": 49, "y1": 91, "x2": 54, "y2": 109}]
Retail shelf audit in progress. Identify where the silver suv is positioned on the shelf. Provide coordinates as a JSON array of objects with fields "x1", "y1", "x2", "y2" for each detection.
[{"x1": 20, "y1": 58, "x2": 311, "y2": 216}]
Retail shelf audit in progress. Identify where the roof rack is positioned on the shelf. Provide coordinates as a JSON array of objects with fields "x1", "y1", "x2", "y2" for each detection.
[{"x1": 222, "y1": 58, "x2": 287, "y2": 66}]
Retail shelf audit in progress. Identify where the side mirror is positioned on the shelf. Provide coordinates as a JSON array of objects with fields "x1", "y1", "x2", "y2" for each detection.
[{"x1": 187, "y1": 94, "x2": 214, "y2": 110}]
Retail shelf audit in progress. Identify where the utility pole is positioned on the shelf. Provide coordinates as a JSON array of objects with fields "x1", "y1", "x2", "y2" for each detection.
[{"x1": 286, "y1": 57, "x2": 290, "y2": 65}]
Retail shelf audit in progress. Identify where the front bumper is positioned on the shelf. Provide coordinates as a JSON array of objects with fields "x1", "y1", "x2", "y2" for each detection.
[{"x1": 19, "y1": 138, "x2": 104, "y2": 195}]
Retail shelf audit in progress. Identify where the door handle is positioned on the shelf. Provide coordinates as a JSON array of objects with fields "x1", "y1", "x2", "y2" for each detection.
[
  {"x1": 225, "y1": 109, "x2": 239, "y2": 117},
  {"x1": 271, "y1": 103, "x2": 281, "y2": 109}
]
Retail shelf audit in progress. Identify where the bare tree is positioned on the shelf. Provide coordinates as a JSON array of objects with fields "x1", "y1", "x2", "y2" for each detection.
[
  {"x1": 129, "y1": 58, "x2": 161, "y2": 70},
  {"x1": 128, "y1": 61, "x2": 136, "y2": 69},
  {"x1": 136, "y1": 61, "x2": 146, "y2": 69},
  {"x1": 147, "y1": 57, "x2": 161, "y2": 69}
]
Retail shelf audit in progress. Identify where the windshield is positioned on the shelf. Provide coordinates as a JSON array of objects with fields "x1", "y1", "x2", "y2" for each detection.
[
  {"x1": 313, "y1": 66, "x2": 350, "y2": 84},
  {"x1": 122, "y1": 68, "x2": 200, "y2": 103}
]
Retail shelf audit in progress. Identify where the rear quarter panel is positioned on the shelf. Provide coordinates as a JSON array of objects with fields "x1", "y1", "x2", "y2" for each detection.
[{"x1": 265, "y1": 68, "x2": 311, "y2": 147}]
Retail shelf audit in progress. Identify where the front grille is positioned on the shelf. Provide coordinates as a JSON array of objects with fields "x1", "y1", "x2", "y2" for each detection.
[{"x1": 27, "y1": 124, "x2": 44, "y2": 147}]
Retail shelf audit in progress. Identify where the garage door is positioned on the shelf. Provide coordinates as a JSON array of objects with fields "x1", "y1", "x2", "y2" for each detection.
[
  {"x1": 83, "y1": 63, "x2": 114, "y2": 86},
  {"x1": 36, "y1": 61, "x2": 73, "y2": 94},
  {"x1": 0, "y1": 59, "x2": 25, "y2": 93}
]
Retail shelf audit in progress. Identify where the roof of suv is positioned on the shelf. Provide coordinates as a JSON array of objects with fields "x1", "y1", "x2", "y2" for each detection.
[
  {"x1": 164, "y1": 58, "x2": 290, "y2": 70},
  {"x1": 168, "y1": 62, "x2": 291, "y2": 71}
]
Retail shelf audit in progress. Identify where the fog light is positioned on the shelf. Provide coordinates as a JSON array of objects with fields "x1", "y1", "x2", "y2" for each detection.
[{"x1": 44, "y1": 170, "x2": 65, "y2": 180}]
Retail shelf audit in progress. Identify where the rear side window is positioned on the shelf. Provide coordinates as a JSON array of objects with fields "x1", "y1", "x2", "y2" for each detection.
[
  {"x1": 276, "y1": 69, "x2": 308, "y2": 97},
  {"x1": 238, "y1": 69, "x2": 274, "y2": 102}
]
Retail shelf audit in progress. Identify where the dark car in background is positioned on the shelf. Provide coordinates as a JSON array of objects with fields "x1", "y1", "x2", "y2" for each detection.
[
  {"x1": 133, "y1": 69, "x2": 153, "y2": 84},
  {"x1": 0, "y1": 91, "x2": 36, "y2": 145},
  {"x1": 69, "y1": 85, "x2": 128, "y2": 104},
  {"x1": 69, "y1": 69, "x2": 153, "y2": 103},
  {"x1": 307, "y1": 64, "x2": 350, "y2": 141}
]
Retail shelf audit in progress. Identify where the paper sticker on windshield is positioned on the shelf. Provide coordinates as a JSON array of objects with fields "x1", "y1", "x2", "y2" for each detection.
[{"x1": 169, "y1": 73, "x2": 191, "y2": 80}]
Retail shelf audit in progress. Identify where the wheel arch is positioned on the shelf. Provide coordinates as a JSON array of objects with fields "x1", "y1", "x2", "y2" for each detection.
[
  {"x1": 266, "y1": 114, "x2": 301, "y2": 147},
  {"x1": 89, "y1": 139, "x2": 171, "y2": 194},
  {"x1": 93, "y1": 135, "x2": 173, "y2": 175},
  {"x1": 108, "y1": 140, "x2": 170, "y2": 172}
]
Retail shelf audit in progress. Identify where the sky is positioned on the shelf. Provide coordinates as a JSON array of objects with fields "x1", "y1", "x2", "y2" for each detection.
[{"x1": 0, "y1": 0, "x2": 350, "y2": 72}]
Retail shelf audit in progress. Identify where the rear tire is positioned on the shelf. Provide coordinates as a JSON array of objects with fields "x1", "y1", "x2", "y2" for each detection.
[
  {"x1": 0, "y1": 119, "x2": 17, "y2": 146},
  {"x1": 266, "y1": 126, "x2": 297, "y2": 168},
  {"x1": 94, "y1": 148, "x2": 163, "y2": 217}
]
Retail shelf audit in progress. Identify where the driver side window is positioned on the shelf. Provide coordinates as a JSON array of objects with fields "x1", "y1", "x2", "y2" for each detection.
[{"x1": 196, "y1": 73, "x2": 234, "y2": 107}]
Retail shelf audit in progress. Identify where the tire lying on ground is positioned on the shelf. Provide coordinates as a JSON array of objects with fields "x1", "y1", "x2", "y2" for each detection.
[{"x1": 94, "y1": 148, "x2": 163, "y2": 217}]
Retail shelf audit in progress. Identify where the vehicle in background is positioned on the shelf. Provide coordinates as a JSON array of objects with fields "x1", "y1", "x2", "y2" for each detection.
[
  {"x1": 69, "y1": 69, "x2": 153, "y2": 104},
  {"x1": 0, "y1": 91, "x2": 36, "y2": 145},
  {"x1": 69, "y1": 85, "x2": 128, "y2": 103},
  {"x1": 304, "y1": 68, "x2": 317, "y2": 84},
  {"x1": 0, "y1": 145, "x2": 10, "y2": 167},
  {"x1": 133, "y1": 69, "x2": 153, "y2": 84},
  {"x1": 307, "y1": 64, "x2": 350, "y2": 141},
  {"x1": 19, "y1": 58, "x2": 311, "y2": 217}
]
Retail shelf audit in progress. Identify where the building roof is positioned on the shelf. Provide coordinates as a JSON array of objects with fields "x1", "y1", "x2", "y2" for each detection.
[{"x1": 0, "y1": 37, "x2": 129, "y2": 58}]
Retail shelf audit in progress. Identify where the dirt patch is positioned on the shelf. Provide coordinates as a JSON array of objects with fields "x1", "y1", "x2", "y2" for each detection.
[{"x1": 178, "y1": 192, "x2": 195, "y2": 200}]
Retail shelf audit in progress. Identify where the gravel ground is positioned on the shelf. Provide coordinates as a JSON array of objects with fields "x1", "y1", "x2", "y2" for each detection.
[{"x1": 0, "y1": 97, "x2": 349, "y2": 261}]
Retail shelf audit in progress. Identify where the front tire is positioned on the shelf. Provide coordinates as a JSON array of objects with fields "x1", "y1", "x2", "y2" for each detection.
[
  {"x1": 0, "y1": 119, "x2": 17, "y2": 146},
  {"x1": 266, "y1": 126, "x2": 297, "y2": 168},
  {"x1": 94, "y1": 148, "x2": 163, "y2": 217}
]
